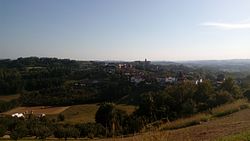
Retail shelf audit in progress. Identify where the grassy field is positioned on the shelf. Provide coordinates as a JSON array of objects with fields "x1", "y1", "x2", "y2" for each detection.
[
  {"x1": 157, "y1": 99, "x2": 249, "y2": 131},
  {"x1": 2, "y1": 106, "x2": 70, "y2": 115},
  {"x1": 95, "y1": 99, "x2": 250, "y2": 141},
  {"x1": 0, "y1": 103, "x2": 136, "y2": 124},
  {"x1": 95, "y1": 108, "x2": 250, "y2": 141},
  {"x1": 61, "y1": 104, "x2": 99, "y2": 123},
  {"x1": 61, "y1": 104, "x2": 137, "y2": 124},
  {"x1": 0, "y1": 94, "x2": 20, "y2": 102},
  {"x1": 216, "y1": 130, "x2": 250, "y2": 141},
  {"x1": 115, "y1": 104, "x2": 137, "y2": 115},
  {"x1": 0, "y1": 100, "x2": 250, "y2": 141}
]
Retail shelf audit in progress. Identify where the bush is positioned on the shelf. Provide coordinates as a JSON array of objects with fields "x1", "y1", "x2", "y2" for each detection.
[
  {"x1": 0, "y1": 124, "x2": 7, "y2": 137},
  {"x1": 10, "y1": 124, "x2": 28, "y2": 140},
  {"x1": 244, "y1": 90, "x2": 250, "y2": 101},
  {"x1": 33, "y1": 125, "x2": 52, "y2": 139},
  {"x1": 57, "y1": 114, "x2": 65, "y2": 122},
  {"x1": 75, "y1": 123, "x2": 105, "y2": 138},
  {"x1": 213, "y1": 108, "x2": 240, "y2": 118},
  {"x1": 95, "y1": 103, "x2": 127, "y2": 136},
  {"x1": 54, "y1": 126, "x2": 65, "y2": 139},
  {"x1": 54, "y1": 125, "x2": 80, "y2": 140},
  {"x1": 214, "y1": 91, "x2": 234, "y2": 106}
]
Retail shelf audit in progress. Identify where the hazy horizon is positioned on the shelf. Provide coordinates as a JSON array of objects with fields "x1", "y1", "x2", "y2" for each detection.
[{"x1": 1, "y1": 0, "x2": 250, "y2": 61}]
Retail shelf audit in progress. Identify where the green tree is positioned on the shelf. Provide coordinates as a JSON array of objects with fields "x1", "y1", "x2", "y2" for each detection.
[
  {"x1": 215, "y1": 91, "x2": 233, "y2": 105},
  {"x1": 194, "y1": 81, "x2": 214, "y2": 111},
  {"x1": 95, "y1": 103, "x2": 127, "y2": 136},
  {"x1": 220, "y1": 78, "x2": 242, "y2": 99}
]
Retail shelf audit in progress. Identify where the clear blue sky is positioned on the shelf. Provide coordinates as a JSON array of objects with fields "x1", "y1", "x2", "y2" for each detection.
[{"x1": 1, "y1": 0, "x2": 250, "y2": 61}]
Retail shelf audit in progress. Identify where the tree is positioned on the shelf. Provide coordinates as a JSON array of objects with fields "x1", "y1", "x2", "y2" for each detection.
[
  {"x1": 194, "y1": 81, "x2": 214, "y2": 111},
  {"x1": 95, "y1": 103, "x2": 127, "y2": 136},
  {"x1": 0, "y1": 69, "x2": 22, "y2": 94},
  {"x1": 215, "y1": 91, "x2": 233, "y2": 105},
  {"x1": 136, "y1": 93, "x2": 156, "y2": 122},
  {"x1": 220, "y1": 78, "x2": 242, "y2": 99}
]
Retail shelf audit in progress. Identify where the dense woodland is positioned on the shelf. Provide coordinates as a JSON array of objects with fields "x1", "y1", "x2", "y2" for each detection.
[{"x1": 1, "y1": 57, "x2": 250, "y2": 139}]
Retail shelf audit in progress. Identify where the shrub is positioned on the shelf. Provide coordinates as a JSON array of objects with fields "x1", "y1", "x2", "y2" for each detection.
[
  {"x1": 0, "y1": 124, "x2": 7, "y2": 137},
  {"x1": 244, "y1": 90, "x2": 250, "y2": 101},
  {"x1": 10, "y1": 124, "x2": 28, "y2": 140},
  {"x1": 57, "y1": 114, "x2": 65, "y2": 122},
  {"x1": 75, "y1": 123, "x2": 105, "y2": 138},
  {"x1": 213, "y1": 108, "x2": 240, "y2": 118},
  {"x1": 33, "y1": 125, "x2": 52, "y2": 139},
  {"x1": 214, "y1": 91, "x2": 234, "y2": 106}
]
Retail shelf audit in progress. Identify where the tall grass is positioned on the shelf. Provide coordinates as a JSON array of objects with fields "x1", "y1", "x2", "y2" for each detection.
[{"x1": 160, "y1": 99, "x2": 249, "y2": 131}]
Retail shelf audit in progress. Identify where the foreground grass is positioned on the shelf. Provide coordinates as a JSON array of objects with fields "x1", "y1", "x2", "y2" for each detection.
[
  {"x1": 216, "y1": 130, "x2": 250, "y2": 141},
  {"x1": 1, "y1": 100, "x2": 250, "y2": 141}
]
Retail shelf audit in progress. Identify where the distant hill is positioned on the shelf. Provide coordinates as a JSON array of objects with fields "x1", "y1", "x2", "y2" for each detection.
[
  {"x1": 152, "y1": 59, "x2": 250, "y2": 73},
  {"x1": 179, "y1": 59, "x2": 250, "y2": 72}
]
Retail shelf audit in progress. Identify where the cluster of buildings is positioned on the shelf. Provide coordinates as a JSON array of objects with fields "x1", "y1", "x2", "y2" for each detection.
[{"x1": 75, "y1": 59, "x2": 227, "y2": 87}]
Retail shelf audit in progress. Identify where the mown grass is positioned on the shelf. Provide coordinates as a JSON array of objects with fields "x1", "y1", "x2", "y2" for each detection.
[
  {"x1": 160, "y1": 99, "x2": 250, "y2": 131},
  {"x1": 60, "y1": 104, "x2": 100, "y2": 123},
  {"x1": 216, "y1": 130, "x2": 250, "y2": 141},
  {"x1": 115, "y1": 104, "x2": 137, "y2": 115}
]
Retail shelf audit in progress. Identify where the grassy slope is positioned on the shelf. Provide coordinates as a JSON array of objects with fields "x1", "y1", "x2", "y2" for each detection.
[
  {"x1": 157, "y1": 99, "x2": 249, "y2": 131},
  {"x1": 61, "y1": 104, "x2": 99, "y2": 123},
  {"x1": 1, "y1": 100, "x2": 249, "y2": 141},
  {"x1": 95, "y1": 99, "x2": 250, "y2": 141}
]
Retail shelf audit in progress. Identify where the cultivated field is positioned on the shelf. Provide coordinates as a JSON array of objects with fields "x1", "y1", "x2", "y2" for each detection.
[
  {"x1": 0, "y1": 103, "x2": 136, "y2": 123},
  {"x1": 61, "y1": 104, "x2": 99, "y2": 123},
  {"x1": 2, "y1": 106, "x2": 69, "y2": 115}
]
